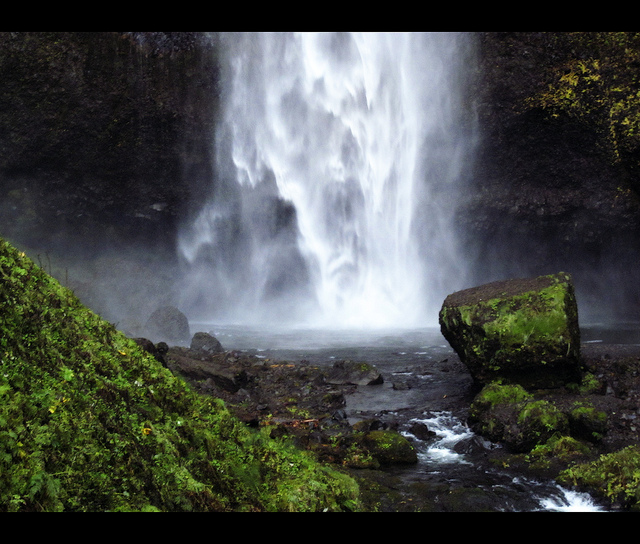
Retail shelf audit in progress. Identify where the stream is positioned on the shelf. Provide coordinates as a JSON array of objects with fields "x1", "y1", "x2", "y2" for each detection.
[{"x1": 196, "y1": 323, "x2": 617, "y2": 512}]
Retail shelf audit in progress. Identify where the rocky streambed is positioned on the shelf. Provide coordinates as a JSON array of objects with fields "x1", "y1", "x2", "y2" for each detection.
[{"x1": 134, "y1": 325, "x2": 640, "y2": 512}]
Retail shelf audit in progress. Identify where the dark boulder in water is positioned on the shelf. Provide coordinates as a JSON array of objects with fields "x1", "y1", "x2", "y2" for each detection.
[
  {"x1": 190, "y1": 331, "x2": 224, "y2": 355},
  {"x1": 439, "y1": 272, "x2": 582, "y2": 389},
  {"x1": 144, "y1": 305, "x2": 190, "y2": 344},
  {"x1": 326, "y1": 360, "x2": 384, "y2": 386}
]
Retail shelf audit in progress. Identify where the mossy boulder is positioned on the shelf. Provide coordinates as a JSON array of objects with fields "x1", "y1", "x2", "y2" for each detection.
[
  {"x1": 439, "y1": 273, "x2": 582, "y2": 389},
  {"x1": 567, "y1": 401, "x2": 608, "y2": 443},
  {"x1": 362, "y1": 430, "x2": 418, "y2": 466},
  {"x1": 469, "y1": 383, "x2": 570, "y2": 453},
  {"x1": 326, "y1": 360, "x2": 383, "y2": 386}
]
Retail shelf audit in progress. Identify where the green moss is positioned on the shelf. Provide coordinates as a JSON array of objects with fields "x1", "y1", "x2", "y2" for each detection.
[
  {"x1": 568, "y1": 401, "x2": 608, "y2": 442},
  {"x1": 0, "y1": 236, "x2": 361, "y2": 511},
  {"x1": 517, "y1": 400, "x2": 569, "y2": 436},
  {"x1": 525, "y1": 32, "x2": 640, "y2": 164},
  {"x1": 558, "y1": 445, "x2": 640, "y2": 508},
  {"x1": 526, "y1": 435, "x2": 592, "y2": 468},
  {"x1": 468, "y1": 281, "x2": 571, "y2": 352},
  {"x1": 469, "y1": 383, "x2": 592, "y2": 455},
  {"x1": 362, "y1": 430, "x2": 418, "y2": 466},
  {"x1": 567, "y1": 372, "x2": 603, "y2": 395},
  {"x1": 440, "y1": 273, "x2": 581, "y2": 389},
  {"x1": 470, "y1": 382, "x2": 533, "y2": 415},
  {"x1": 569, "y1": 402, "x2": 607, "y2": 424}
]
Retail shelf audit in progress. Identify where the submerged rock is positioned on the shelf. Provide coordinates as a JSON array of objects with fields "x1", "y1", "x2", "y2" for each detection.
[{"x1": 439, "y1": 272, "x2": 581, "y2": 389}]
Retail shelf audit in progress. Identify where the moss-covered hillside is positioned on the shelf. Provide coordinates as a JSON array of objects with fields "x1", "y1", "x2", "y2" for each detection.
[{"x1": 0, "y1": 236, "x2": 360, "y2": 511}]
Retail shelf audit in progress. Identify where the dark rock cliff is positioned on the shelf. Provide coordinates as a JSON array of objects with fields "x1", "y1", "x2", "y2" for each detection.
[
  {"x1": 0, "y1": 32, "x2": 218, "y2": 256},
  {"x1": 462, "y1": 32, "x2": 640, "y2": 322}
]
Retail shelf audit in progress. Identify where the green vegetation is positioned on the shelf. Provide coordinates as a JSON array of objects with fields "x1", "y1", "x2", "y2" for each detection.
[
  {"x1": 0, "y1": 236, "x2": 360, "y2": 511},
  {"x1": 559, "y1": 445, "x2": 640, "y2": 508},
  {"x1": 526, "y1": 435, "x2": 592, "y2": 466},
  {"x1": 514, "y1": 399, "x2": 570, "y2": 452},
  {"x1": 452, "y1": 275, "x2": 576, "y2": 357},
  {"x1": 469, "y1": 382, "x2": 533, "y2": 416},
  {"x1": 361, "y1": 430, "x2": 418, "y2": 466},
  {"x1": 525, "y1": 32, "x2": 640, "y2": 165},
  {"x1": 468, "y1": 382, "x2": 533, "y2": 444},
  {"x1": 469, "y1": 382, "x2": 605, "y2": 457}
]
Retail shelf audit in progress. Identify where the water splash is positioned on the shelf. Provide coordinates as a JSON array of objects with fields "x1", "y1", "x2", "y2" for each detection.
[
  {"x1": 178, "y1": 32, "x2": 477, "y2": 328},
  {"x1": 412, "y1": 412, "x2": 475, "y2": 465},
  {"x1": 538, "y1": 486, "x2": 604, "y2": 512}
]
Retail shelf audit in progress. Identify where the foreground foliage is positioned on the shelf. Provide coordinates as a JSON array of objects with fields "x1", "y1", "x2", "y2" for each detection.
[
  {"x1": 0, "y1": 237, "x2": 360, "y2": 511},
  {"x1": 559, "y1": 445, "x2": 640, "y2": 509}
]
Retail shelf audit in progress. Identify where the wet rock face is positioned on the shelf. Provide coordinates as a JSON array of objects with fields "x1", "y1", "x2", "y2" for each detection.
[
  {"x1": 464, "y1": 32, "x2": 640, "y2": 321},
  {"x1": 0, "y1": 32, "x2": 218, "y2": 252},
  {"x1": 439, "y1": 273, "x2": 582, "y2": 389}
]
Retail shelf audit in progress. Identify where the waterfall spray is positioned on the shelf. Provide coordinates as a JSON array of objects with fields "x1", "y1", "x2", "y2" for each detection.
[{"x1": 179, "y1": 32, "x2": 476, "y2": 328}]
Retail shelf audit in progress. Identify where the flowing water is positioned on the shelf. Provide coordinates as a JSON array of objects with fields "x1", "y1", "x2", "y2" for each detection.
[
  {"x1": 178, "y1": 32, "x2": 476, "y2": 328},
  {"x1": 196, "y1": 323, "x2": 607, "y2": 512}
]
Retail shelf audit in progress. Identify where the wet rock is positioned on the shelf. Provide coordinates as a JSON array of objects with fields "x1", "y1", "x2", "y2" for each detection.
[
  {"x1": 190, "y1": 331, "x2": 224, "y2": 355},
  {"x1": 439, "y1": 272, "x2": 582, "y2": 389},
  {"x1": 408, "y1": 421, "x2": 436, "y2": 441},
  {"x1": 144, "y1": 306, "x2": 190, "y2": 344},
  {"x1": 352, "y1": 418, "x2": 390, "y2": 433},
  {"x1": 326, "y1": 360, "x2": 384, "y2": 386}
]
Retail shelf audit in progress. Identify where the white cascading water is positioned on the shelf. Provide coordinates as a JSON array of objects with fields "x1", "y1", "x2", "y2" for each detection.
[{"x1": 179, "y1": 32, "x2": 476, "y2": 329}]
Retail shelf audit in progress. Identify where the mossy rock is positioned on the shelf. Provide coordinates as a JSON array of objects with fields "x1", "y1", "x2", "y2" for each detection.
[
  {"x1": 362, "y1": 430, "x2": 418, "y2": 466},
  {"x1": 469, "y1": 383, "x2": 570, "y2": 453},
  {"x1": 567, "y1": 401, "x2": 608, "y2": 443},
  {"x1": 439, "y1": 272, "x2": 581, "y2": 389},
  {"x1": 468, "y1": 382, "x2": 533, "y2": 446},
  {"x1": 558, "y1": 445, "x2": 640, "y2": 509}
]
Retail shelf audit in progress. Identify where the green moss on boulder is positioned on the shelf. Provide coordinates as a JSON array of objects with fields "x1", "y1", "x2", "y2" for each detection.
[
  {"x1": 469, "y1": 381, "x2": 608, "y2": 459},
  {"x1": 439, "y1": 273, "x2": 582, "y2": 389},
  {"x1": 362, "y1": 430, "x2": 418, "y2": 466},
  {"x1": 470, "y1": 382, "x2": 572, "y2": 454},
  {"x1": 567, "y1": 400, "x2": 608, "y2": 443}
]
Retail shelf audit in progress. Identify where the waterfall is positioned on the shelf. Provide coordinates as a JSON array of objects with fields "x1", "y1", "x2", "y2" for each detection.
[{"x1": 178, "y1": 32, "x2": 477, "y2": 329}]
